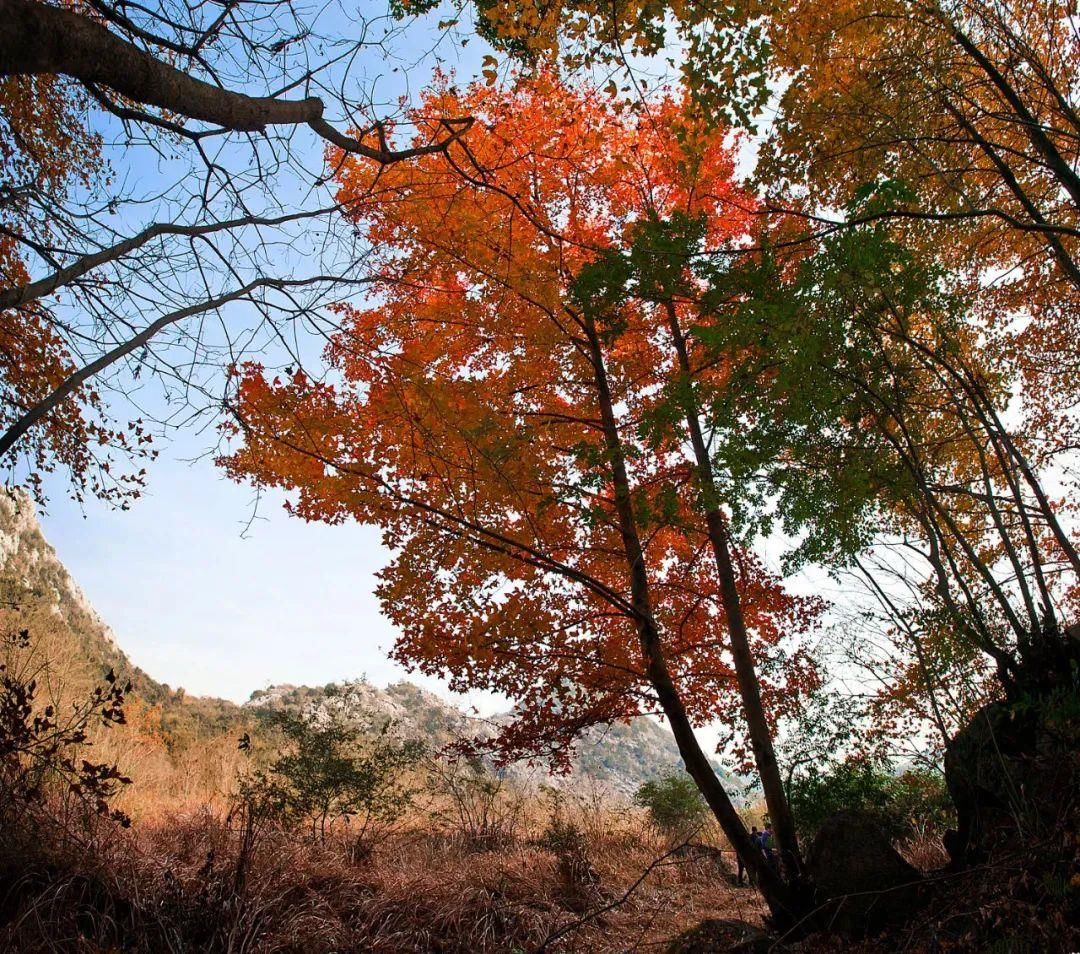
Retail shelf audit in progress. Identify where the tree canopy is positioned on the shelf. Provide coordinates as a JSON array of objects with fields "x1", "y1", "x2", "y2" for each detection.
[{"x1": 5, "y1": 0, "x2": 1080, "y2": 932}]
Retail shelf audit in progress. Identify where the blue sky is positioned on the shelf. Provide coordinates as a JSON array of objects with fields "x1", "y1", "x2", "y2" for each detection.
[
  {"x1": 39, "y1": 436, "x2": 443, "y2": 704},
  {"x1": 31, "y1": 1, "x2": 511, "y2": 715},
  {"x1": 39, "y1": 436, "x2": 504, "y2": 714}
]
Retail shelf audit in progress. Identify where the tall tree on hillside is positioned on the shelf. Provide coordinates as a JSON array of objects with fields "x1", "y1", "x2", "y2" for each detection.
[{"x1": 221, "y1": 74, "x2": 824, "y2": 922}]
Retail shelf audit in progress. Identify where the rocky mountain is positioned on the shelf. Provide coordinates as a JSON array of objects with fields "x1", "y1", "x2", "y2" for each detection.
[
  {"x1": 0, "y1": 488, "x2": 133, "y2": 685},
  {"x1": 246, "y1": 680, "x2": 736, "y2": 797},
  {"x1": 0, "y1": 489, "x2": 244, "y2": 746},
  {"x1": 1, "y1": 488, "x2": 732, "y2": 798}
]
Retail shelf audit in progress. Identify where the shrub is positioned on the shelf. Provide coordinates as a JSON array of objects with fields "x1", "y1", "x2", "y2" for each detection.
[
  {"x1": 427, "y1": 757, "x2": 525, "y2": 850},
  {"x1": 242, "y1": 707, "x2": 424, "y2": 852},
  {"x1": 0, "y1": 626, "x2": 133, "y2": 837},
  {"x1": 633, "y1": 771, "x2": 709, "y2": 837},
  {"x1": 890, "y1": 768, "x2": 955, "y2": 834},
  {"x1": 787, "y1": 755, "x2": 953, "y2": 842}
]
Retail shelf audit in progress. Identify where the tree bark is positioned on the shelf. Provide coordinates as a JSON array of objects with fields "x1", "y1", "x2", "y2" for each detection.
[
  {"x1": 579, "y1": 310, "x2": 808, "y2": 926},
  {"x1": 0, "y1": 0, "x2": 470, "y2": 162},
  {"x1": 662, "y1": 299, "x2": 803, "y2": 876},
  {"x1": 950, "y1": 23, "x2": 1080, "y2": 214},
  {"x1": 0, "y1": 0, "x2": 319, "y2": 129}
]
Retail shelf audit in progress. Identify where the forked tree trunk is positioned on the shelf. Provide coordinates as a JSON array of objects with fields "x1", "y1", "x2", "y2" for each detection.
[
  {"x1": 580, "y1": 313, "x2": 810, "y2": 926},
  {"x1": 663, "y1": 300, "x2": 803, "y2": 875}
]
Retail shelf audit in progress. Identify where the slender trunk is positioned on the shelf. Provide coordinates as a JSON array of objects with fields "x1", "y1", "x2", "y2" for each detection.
[
  {"x1": 579, "y1": 311, "x2": 808, "y2": 925},
  {"x1": 941, "y1": 97, "x2": 1080, "y2": 292},
  {"x1": 853, "y1": 556, "x2": 953, "y2": 748},
  {"x1": 951, "y1": 25, "x2": 1080, "y2": 213},
  {"x1": 662, "y1": 300, "x2": 803, "y2": 875},
  {"x1": 843, "y1": 358, "x2": 1026, "y2": 672},
  {"x1": 967, "y1": 373, "x2": 1080, "y2": 581},
  {"x1": 881, "y1": 316, "x2": 1080, "y2": 581}
]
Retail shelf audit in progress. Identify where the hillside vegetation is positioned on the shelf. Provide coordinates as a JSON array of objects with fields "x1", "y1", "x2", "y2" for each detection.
[
  {"x1": 6, "y1": 488, "x2": 1059, "y2": 952},
  {"x1": 248, "y1": 681, "x2": 738, "y2": 799},
  {"x1": 0, "y1": 488, "x2": 775, "y2": 952},
  {"x1": 0, "y1": 489, "x2": 724, "y2": 807}
]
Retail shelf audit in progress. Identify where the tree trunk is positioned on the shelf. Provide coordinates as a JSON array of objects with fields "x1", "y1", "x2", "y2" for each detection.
[
  {"x1": 663, "y1": 300, "x2": 803, "y2": 875},
  {"x1": 580, "y1": 312, "x2": 810, "y2": 926},
  {"x1": 0, "y1": 0, "x2": 470, "y2": 162},
  {"x1": 0, "y1": 0, "x2": 320, "y2": 130}
]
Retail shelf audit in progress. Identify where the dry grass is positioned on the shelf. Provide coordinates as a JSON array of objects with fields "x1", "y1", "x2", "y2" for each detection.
[
  {"x1": 896, "y1": 828, "x2": 950, "y2": 872},
  {"x1": 0, "y1": 798, "x2": 766, "y2": 953}
]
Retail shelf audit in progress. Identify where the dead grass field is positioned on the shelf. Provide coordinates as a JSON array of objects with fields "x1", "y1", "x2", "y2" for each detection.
[{"x1": 1, "y1": 795, "x2": 769, "y2": 953}]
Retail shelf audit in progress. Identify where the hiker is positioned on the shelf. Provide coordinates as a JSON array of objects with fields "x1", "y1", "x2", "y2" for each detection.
[
  {"x1": 737, "y1": 825, "x2": 760, "y2": 886},
  {"x1": 761, "y1": 824, "x2": 778, "y2": 870}
]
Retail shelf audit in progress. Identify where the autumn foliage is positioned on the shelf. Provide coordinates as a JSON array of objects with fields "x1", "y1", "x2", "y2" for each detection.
[
  {"x1": 5, "y1": 0, "x2": 1080, "y2": 939},
  {"x1": 0, "y1": 68, "x2": 155, "y2": 504},
  {"x1": 222, "y1": 74, "x2": 822, "y2": 769}
]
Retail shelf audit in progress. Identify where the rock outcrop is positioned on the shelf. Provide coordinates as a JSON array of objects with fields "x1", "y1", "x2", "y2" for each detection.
[
  {"x1": 246, "y1": 678, "x2": 740, "y2": 797},
  {"x1": 944, "y1": 690, "x2": 1080, "y2": 868},
  {"x1": 806, "y1": 810, "x2": 925, "y2": 938}
]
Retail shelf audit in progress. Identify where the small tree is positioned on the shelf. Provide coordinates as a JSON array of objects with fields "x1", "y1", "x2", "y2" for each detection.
[
  {"x1": 245, "y1": 707, "x2": 424, "y2": 852},
  {"x1": 787, "y1": 755, "x2": 952, "y2": 843},
  {"x1": 633, "y1": 771, "x2": 710, "y2": 837},
  {"x1": 0, "y1": 627, "x2": 133, "y2": 840}
]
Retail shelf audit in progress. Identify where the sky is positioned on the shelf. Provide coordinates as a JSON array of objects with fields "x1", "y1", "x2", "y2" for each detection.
[
  {"x1": 29, "y1": 1, "x2": 514, "y2": 715},
  {"x1": 38, "y1": 426, "x2": 509, "y2": 714}
]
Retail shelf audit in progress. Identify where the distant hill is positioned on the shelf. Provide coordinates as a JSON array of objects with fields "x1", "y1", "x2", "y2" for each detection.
[
  {"x1": 0, "y1": 488, "x2": 138, "y2": 687},
  {"x1": 0, "y1": 488, "x2": 242, "y2": 740},
  {"x1": 247, "y1": 680, "x2": 737, "y2": 797},
  {"x1": 1, "y1": 488, "x2": 735, "y2": 798}
]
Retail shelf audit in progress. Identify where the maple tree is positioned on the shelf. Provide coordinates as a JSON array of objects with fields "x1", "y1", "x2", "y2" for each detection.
[
  {"x1": 222, "y1": 73, "x2": 825, "y2": 921},
  {"x1": 448, "y1": 0, "x2": 1080, "y2": 720},
  {"x1": 455, "y1": 0, "x2": 1080, "y2": 481}
]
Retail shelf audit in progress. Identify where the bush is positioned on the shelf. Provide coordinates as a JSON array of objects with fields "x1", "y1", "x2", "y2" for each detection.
[
  {"x1": 427, "y1": 756, "x2": 524, "y2": 850},
  {"x1": 633, "y1": 771, "x2": 709, "y2": 837},
  {"x1": 0, "y1": 626, "x2": 133, "y2": 837},
  {"x1": 242, "y1": 707, "x2": 424, "y2": 852},
  {"x1": 787, "y1": 755, "x2": 953, "y2": 842}
]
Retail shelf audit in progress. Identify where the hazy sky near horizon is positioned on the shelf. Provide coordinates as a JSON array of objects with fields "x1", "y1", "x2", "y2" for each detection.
[{"x1": 38, "y1": 435, "x2": 509, "y2": 715}]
